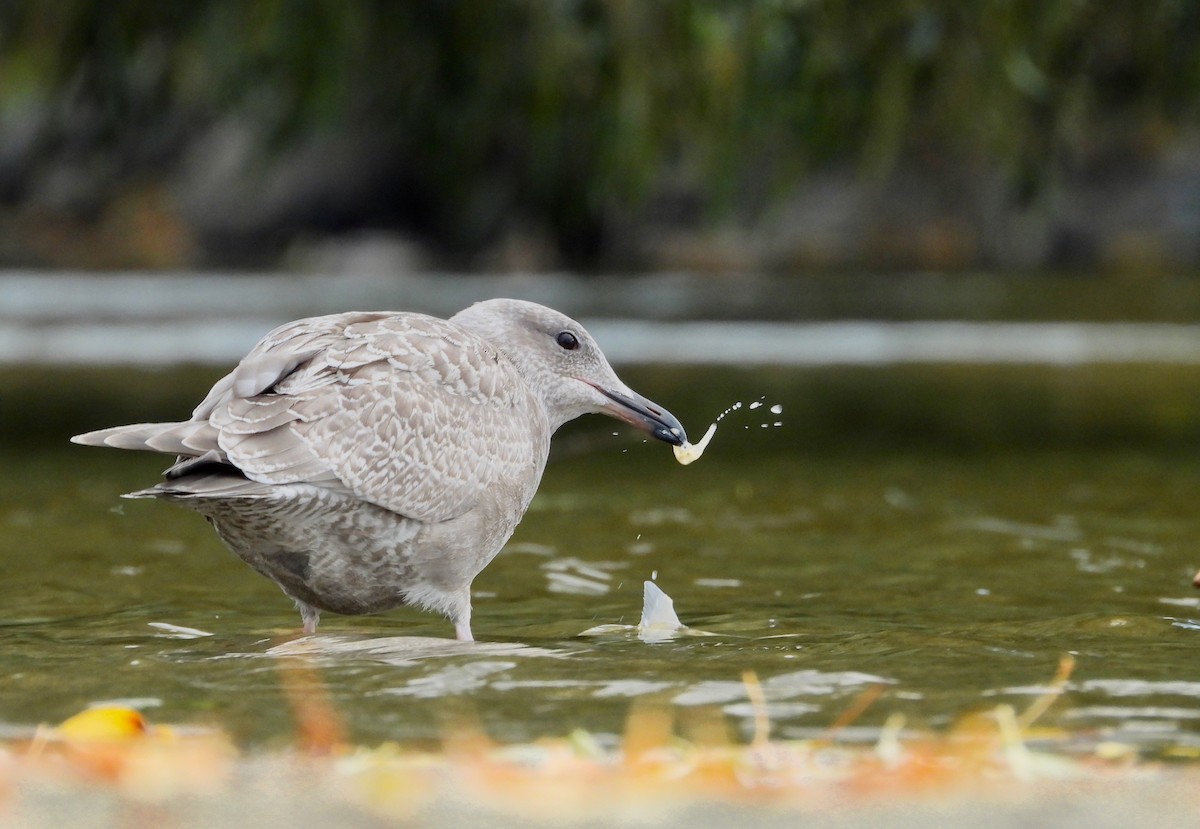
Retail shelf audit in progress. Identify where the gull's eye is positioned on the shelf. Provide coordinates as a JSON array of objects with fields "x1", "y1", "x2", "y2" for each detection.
[{"x1": 556, "y1": 331, "x2": 580, "y2": 350}]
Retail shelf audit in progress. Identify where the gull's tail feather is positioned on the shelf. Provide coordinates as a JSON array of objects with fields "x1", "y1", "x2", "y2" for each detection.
[{"x1": 71, "y1": 421, "x2": 217, "y2": 456}]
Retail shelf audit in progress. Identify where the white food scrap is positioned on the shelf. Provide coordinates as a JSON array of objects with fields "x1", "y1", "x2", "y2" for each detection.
[{"x1": 672, "y1": 422, "x2": 717, "y2": 465}]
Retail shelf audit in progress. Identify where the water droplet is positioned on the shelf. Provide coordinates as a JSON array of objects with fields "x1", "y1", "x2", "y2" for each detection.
[
  {"x1": 773, "y1": 421, "x2": 783, "y2": 427},
  {"x1": 770, "y1": 404, "x2": 783, "y2": 415},
  {"x1": 749, "y1": 401, "x2": 762, "y2": 410},
  {"x1": 651, "y1": 570, "x2": 658, "y2": 581}
]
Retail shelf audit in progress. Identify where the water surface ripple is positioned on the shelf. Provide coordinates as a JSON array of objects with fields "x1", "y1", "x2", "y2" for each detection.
[{"x1": 3, "y1": 432, "x2": 1197, "y2": 756}]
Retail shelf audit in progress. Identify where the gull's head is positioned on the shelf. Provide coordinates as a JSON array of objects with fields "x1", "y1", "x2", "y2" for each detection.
[{"x1": 451, "y1": 298, "x2": 687, "y2": 446}]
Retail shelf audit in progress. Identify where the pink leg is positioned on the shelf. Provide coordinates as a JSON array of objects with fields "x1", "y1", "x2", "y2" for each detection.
[
  {"x1": 454, "y1": 619, "x2": 474, "y2": 642},
  {"x1": 297, "y1": 601, "x2": 320, "y2": 634}
]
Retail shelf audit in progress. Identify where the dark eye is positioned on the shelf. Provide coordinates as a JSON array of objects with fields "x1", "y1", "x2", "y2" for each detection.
[{"x1": 556, "y1": 331, "x2": 579, "y2": 350}]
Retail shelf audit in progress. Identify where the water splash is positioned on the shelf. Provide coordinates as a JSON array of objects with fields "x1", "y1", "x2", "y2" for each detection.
[
  {"x1": 673, "y1": 396, "x2": 784, "y2": 465},
  {"x1": 579, "y1": 579, "x2": 712, "y2": 642}
]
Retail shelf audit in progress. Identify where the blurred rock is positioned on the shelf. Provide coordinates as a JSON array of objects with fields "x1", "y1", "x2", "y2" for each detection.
[
  {"x1": 475, "y1": 221, "x2": 561, "y2": 273},
  {"x1": 175, "y1": 121, "x2": 412, "y2": 266},
  {"x1": 286, "y1": 231, "x2": 431, "y2": 277}
]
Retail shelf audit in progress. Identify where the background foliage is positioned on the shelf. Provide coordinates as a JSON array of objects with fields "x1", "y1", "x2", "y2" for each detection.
[{"x1": 1, "y1": 1, "x2": 1197, "y2": 266}]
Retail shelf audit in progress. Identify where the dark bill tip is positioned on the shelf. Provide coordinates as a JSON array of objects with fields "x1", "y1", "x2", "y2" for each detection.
[{"x1": 589, "y1": 383, "x2": 688, "y2": 447}]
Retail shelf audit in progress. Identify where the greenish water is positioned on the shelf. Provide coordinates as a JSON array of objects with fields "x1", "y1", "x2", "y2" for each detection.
[{"x1": 2, "y1": 365, "x2": 1200, "y2": 754}]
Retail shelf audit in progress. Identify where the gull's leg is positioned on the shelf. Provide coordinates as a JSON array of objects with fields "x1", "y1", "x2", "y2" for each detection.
[
  {"x1": 296, "y1": 600, "x2": 321, "y2": 634},
  {"x1": 451, "y1": 590, "x2": 473, "y2": 642}
]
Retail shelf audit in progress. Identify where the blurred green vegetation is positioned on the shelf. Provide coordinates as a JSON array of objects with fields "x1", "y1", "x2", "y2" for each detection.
[{"x1": 0, "y1": 1, "x2": 1197, "y2": 263}]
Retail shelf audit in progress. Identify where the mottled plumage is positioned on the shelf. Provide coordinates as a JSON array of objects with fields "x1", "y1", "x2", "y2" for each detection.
[{"x1": 73, "y1": 299, "x2": 686, "y2": 640}]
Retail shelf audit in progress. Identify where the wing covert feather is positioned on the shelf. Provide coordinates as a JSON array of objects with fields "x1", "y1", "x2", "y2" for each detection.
[{"x1": 206, "y1": 312, "x2": 544, "y2": 523}]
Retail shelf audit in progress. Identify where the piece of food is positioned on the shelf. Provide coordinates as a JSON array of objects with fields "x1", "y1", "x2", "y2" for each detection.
[{"x1": 672, "y1": 422, "x2": 717, "y2": 465}]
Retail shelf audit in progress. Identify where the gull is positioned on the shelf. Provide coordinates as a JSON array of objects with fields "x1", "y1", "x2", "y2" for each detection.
[{"x1": 73, "y1": 299, "x2": 686, "y2": 640}]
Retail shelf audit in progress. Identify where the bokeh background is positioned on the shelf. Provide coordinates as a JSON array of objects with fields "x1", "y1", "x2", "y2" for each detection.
[{"x1": 2, "y1": 0, "x2": 1198, "y2": 273}]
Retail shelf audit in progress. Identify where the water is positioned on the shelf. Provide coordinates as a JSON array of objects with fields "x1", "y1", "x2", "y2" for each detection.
[{"x1": 2, "y1": 363, "x2": 1200, "y2": 757}]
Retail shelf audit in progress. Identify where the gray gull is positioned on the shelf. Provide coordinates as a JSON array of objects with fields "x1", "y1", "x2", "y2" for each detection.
[{"x1": 72, "y1": 298, "x2": 687, "y2": 640}]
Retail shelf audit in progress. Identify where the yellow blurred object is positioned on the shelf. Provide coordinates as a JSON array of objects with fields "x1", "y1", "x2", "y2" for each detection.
[
  {"x1": 57, "y1": 706, "x2": 148, "y2": 741},
  {"x1": 42, "y1": 706, "x2": 237, "y2": 796}
]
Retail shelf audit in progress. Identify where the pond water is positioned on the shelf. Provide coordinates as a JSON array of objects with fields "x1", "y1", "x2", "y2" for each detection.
[{"x1": 2, "y1": 363, "x2": 1200, "y2": 756}]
